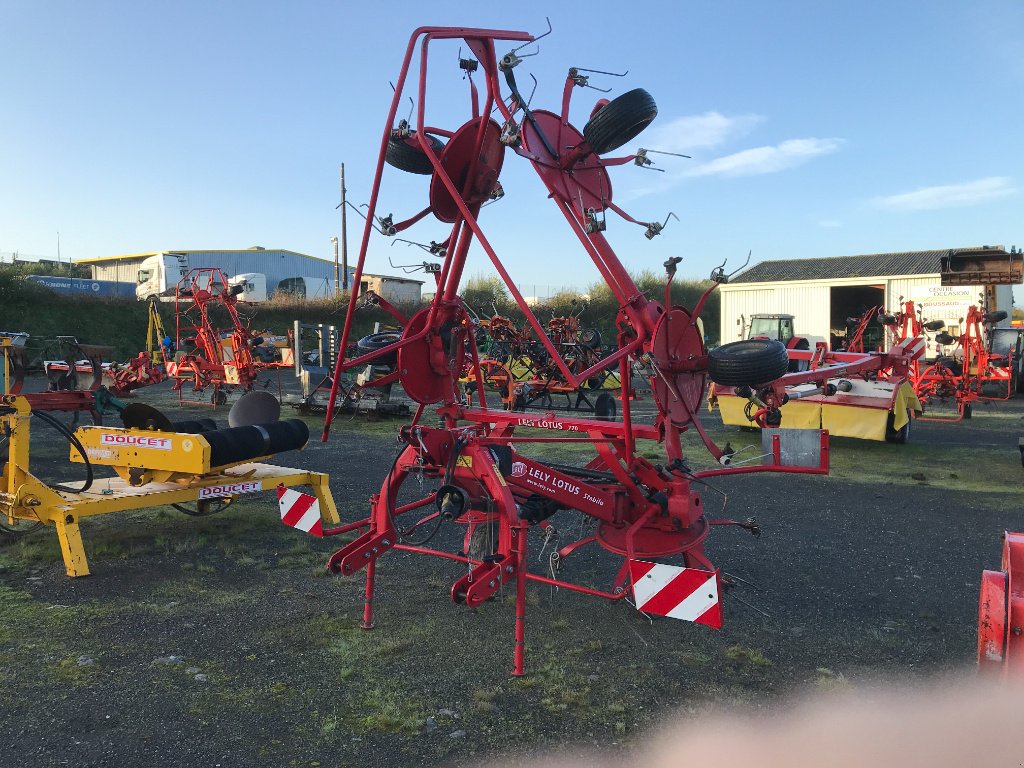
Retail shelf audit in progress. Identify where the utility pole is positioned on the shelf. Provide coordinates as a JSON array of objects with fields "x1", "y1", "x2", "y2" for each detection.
[
  {"x1": 340, "y1": 163, "x2": 349, "y2": 290},
  {"x1": 331, "y1": 236, "x2": 340, "y2": 296}
]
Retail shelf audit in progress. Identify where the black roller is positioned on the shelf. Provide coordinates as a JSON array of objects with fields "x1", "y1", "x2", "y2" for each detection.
[
  {"x1": 170, "y1": 418, "x2": 219, "y2": 434},
  {"x1": 205, "y1": 419, "x2": 309, "y2": 467}
]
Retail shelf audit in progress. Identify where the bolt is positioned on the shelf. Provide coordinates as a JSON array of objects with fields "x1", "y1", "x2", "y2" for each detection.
[
  {"x1": 505, "y1": 566, "x2": 513, "y2": 574},
  {"x1": 1013, "y1": 626, "x2": 1023, "y2": 637},
  {"x1": 371, "y1": 547, "x2": 378, "y2": 554},
  {"x1": 363, "y1": 552, "x2": 370, "y2": 559},
  {"x1": 65, "y1": 515, "x2": 74, "y2": 524},
  {"x1": 488, "y1": 581, "x2": 496, "y2": 588},
  {"x1": 381, "y1": 539, "x2": 391, "y2": 547}
]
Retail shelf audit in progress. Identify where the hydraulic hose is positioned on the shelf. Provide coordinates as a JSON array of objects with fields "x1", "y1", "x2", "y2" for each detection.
[{"x1": 31, "y1": 409, "x2": 93, "y2": 494}]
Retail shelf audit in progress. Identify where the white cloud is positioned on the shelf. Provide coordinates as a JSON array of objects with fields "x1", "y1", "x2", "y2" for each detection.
[
  {"x1": 873, "y1": 177, "x2": 1017, "y2": 211},
  {"x1": 644, "y1": 111, "x2": 762, "y2": 154},
  {"x1": 684, "y1": 138, "x2": 843, "y2": 178}
]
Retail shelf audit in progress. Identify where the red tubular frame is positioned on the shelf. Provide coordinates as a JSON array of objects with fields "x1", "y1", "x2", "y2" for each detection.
[{"x1": 313, "y1": 26, "x2": 836, "y2": 675}]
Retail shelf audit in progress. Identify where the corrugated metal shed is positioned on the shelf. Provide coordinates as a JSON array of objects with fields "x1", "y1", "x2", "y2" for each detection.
[
  {"x1": 718, "y1": 246, "x2": 1017, "y2": 353},
  {"x1": 731, "y1": 249, "x2": 948, "y2": 283}
]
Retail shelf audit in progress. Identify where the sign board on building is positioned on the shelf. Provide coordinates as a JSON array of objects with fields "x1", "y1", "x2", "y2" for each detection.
[{"x1": 909, "y1": 285, "x2": 981, "y2": 318}]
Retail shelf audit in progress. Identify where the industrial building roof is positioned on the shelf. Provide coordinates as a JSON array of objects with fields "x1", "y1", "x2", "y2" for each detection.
[
  {"x1": 730, "y1": 248, "x2": 958, "y2": 283},
  {"x1": 73, "y1": 248, "x2": 328, "y2": 265}
]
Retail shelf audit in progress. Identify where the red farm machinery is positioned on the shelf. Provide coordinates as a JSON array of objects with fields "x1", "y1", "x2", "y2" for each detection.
[
  {"x1": 166, "y1": 268, "x2": 290, "y2": 406},
  {"x1": 293, "y1": 24, "x2": 927, "y2": 675},
  {"x1": 467, "y1": 306, "x2": 620, "y2": 417},
  {"x1": 877, "y1": 300, "x2": 1021, "y2": 422},
  {"x1": 979, "y1": 531, "x2": 1024, "y2": 677},
  {"x1": 103, "y1": 300, "x2": 170, "y2": 396},
  {"x1": 1, "y1": 332, "x2": 123, "y2": 425}
]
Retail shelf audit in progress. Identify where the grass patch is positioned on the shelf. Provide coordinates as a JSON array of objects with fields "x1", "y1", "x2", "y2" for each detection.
[
  {"x1": 814, "y1": 667, "x2": 851, "y2": 692},
  {"x1": 724, "y1": 644, "x2": 771, "y2": 667},
  {"x1": 355, "y1": 683, "x2": 427, "y2": 734}
]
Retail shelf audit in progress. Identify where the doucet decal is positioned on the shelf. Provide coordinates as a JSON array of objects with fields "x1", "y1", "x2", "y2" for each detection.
[
  {"x1": 99, "y1": 433, "x2": 172, "y2": 451},
  {"x1": 198, "y1": 481, "x2": 262, "y2": 500}
]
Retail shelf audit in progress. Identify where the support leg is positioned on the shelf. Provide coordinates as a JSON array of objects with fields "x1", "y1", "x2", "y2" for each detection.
[
  {"x1": 361, "y1": 557, "x2": 376, "y2": 630},
  {"x1": 310, "y1": 476, "x2": 341, "y2": 524},
  {"x1": 512, "y1": 524, "x2": 528, "y2": 676},
  {"x1": 54, "y1": 514, "x2": 90, "y2": 577}
]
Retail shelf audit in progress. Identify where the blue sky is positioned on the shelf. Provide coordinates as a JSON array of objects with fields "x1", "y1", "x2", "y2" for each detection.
[{"x1": 1, "y1": 1, "x2": 1021, "y2": 298}]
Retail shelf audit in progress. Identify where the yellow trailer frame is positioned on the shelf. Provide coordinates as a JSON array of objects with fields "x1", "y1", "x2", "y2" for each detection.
[{"x1": 0, "y1": 395, "x2": 340, "y2": 577}]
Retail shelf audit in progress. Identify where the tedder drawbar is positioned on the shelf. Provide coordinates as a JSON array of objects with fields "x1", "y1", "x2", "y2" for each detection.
[{"x1": 298, "y1": 24, "x2": 927, "y2": 675}]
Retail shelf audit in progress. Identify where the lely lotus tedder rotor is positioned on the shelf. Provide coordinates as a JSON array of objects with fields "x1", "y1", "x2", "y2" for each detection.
[{"x1": 300, "y1": 24, "x2": 926, "y2": 675}]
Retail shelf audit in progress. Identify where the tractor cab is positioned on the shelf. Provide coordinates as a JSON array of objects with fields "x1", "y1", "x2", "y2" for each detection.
[{"x1": 748, "y1": 314, "x2": 795, "y2": 342}]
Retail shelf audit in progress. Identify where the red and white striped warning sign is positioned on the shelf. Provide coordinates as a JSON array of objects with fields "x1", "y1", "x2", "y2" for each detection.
[
  {"x1": 628, "y1": 560, "x2": 721, "y2": 628},
  {"x1": 277, "y1": 485, "x2": 323, "y2": 537}
]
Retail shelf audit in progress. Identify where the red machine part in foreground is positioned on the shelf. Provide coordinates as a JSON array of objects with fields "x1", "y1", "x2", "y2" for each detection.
[
  {"x1": 979, "y1": 532, "x2": 1024, "y2": 676},
  {"x1": 308, "y1": 24, "x2": 923, "y2": 675}
]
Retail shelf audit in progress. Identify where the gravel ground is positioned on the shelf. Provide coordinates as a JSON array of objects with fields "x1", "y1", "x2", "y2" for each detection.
[{"x1": 1, "y1": 377, "x2": 1023, "y2": 767}]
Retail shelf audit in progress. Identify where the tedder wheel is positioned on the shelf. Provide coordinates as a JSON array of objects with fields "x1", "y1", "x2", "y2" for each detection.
[
  {"x1": 468, "y1": 521, "x2": 498, "y2": 561},
  {"x1": 211, "y1": 389, "x2": 228, "y2": 406},
  {"x1": 385, "y1": 132, "x2": 445, "y2": 175},
  {"x1": 707, "y1": 339, "x2": 789, "y2": 387},
  {"x1": 884, "y1": 409, "x2": 912, "y2": 444},
  {"x1": 582, "y1": 88, "x2": 658, "y2": 156},
  {"x1": 594, "y1": 392, "x2": 617, "y2": 422},
  {"x1": 963, "y1": 402, "x2": 973, "y2": 420}
]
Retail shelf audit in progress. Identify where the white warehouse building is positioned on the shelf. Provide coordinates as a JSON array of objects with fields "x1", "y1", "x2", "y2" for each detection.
[{"x1": 719, "y1": 246, "x2": 1020, "y2": 354}]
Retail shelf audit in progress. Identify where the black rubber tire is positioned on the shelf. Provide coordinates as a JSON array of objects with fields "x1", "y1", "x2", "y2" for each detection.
[
  {"x1": 356, "y1": 332, "x2": 402, "y2": 366},
  {"x1": 468, "y1": 521, "x2": 498, "y2": 561},
  {"x1": 787, "y1": 337, "x2": 811, "y2": 373},
  {"x1": 935, "y1": 332, "x2": 958, "y2": 346},
  {"x1": 580, "y1": 328, "x2": 602, "y2": 349},
  {"x1": 594, "y1": 392, "x2": 617, "y2": 422},
  {"x1": 923, "y1": 319, "x2": 946, "y2": 332},
  {"x1": 884, "y1": 409, "x2": 912, "y2": 444},
  {"x1": 962, "y1": 402, "x2": 973, "y2": 420},
  {"x1": 985, "y1": 311, "x2": 1008, "y2": 324},
  {"x1": 212, "y1": 389, "x2": 228, "y2": 406},
  {"x1": 582, "y1": 88, "x2": 658, "y2": 155},
  {"x1": 707, "y1": 339, "x2": 789, "y2": 387},
  {"x1": 385, "y1": 132, "x2": 445, "y2": 175}
]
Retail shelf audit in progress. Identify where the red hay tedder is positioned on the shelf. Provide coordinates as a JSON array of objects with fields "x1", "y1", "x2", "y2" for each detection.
[
  {"x1": 166, "y1": 268, "x2": 289, "y2": 406},
  {"x1": 876, "y1": 300, "x2": 1019, "y2": 422},
  {"x1": 301, "y1": 24, "x2": 927, "y2": 675}
]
